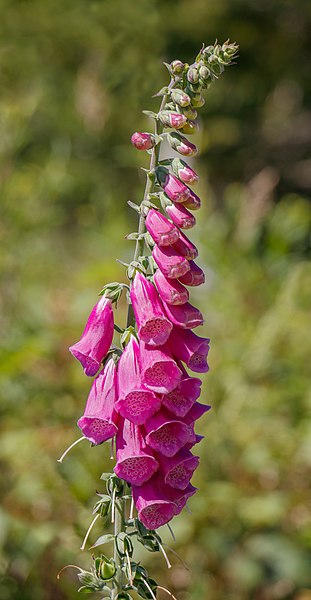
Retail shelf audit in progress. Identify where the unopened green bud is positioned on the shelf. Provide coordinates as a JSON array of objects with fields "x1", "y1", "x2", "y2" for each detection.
[
  {"x1": 187, "y1": 67, "x2": 199, "y2": 84},
  {"x1": 181, "y1": 106, "x2": 198, "y2": 120},
  {"x1": 179, "y1": 120, "x2": 199, "y2": 135},
  {"x1": 191, "y1": 94, "x2": 205, "y2": 108},
  {"x1": 96, "y1": 556, "x2": 116, "y2": 581},
  {"x1": 171, "y1": 88, "x2": 191, "y2": 107},
  {"x1": 170, "y1": 59, "x2": 185, "y2": 74}
]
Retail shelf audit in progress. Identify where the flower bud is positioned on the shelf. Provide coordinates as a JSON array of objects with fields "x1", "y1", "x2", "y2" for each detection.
[
  {"x1": 199, "y1": 65, "x2": 210, "y2": 80},
  {"x1": 187, "y1": 67, "x2": 199, "y2": 84},
  {"x1": 146, "y1": 208, "x2": 179, "y2": 246},
  {"x1": 167, "y1": 132, "x2": 198, "y2": 156},
  {"x1": 181, "y1": 106, "x2": 198, "y2": 120},
  {"x1": 179, "y1": 120, "x2": 200, "y2": 136},
  {"x1": 166, "y1": 202, "x2": 196, "y2": 229},
  {"x1": 178, "y1": 260, "x2": 205, "y2": 286},
  {"x1": 191, "y1": 94, "x2": 205, "y2": 108},
  {"x1": 156, "y1": 168, "x2": 191, "y2": 203},
  {"x1": 97, "y1": 557, "x2": 116, "y2": 581},
  {"x1": 154, "y1": 268, "x2": 189, "y2": 305},
  {"x1": 171, "y1": 89, "x2": 191, "y2": 107},
  {"x1": 183, "y1": 190, "x2": 201, "y2": 210},
  {"x1": 170, "y1": 59, "x2": 185, "y2": 74},
  {"x1": 131, "y1": 132, "x2": 156, "y2": 151},
  {"x1": 171, "y1": 158, "x2": 198, "y2": 185},
  {"x1": 159, "y1": 110, "x2": 187, "y2": 130}
]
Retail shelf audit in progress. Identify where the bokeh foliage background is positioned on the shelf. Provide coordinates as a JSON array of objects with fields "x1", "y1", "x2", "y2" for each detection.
[{"x1": 0, "y1": 0, "x2": 311, "y2": 599}]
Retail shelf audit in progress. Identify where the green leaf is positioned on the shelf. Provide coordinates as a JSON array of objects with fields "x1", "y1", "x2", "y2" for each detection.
[{"x1": 89, "y1": 534, "x2": 114, "y2": 549}]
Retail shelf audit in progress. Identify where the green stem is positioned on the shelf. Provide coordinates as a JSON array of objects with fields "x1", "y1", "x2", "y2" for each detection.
[
  {"x1": 112, "y1": 497, "x2": 125, "y2": 599},
  {"x1": 127, "y1": 77, "x2": 176, "y2": 328}
]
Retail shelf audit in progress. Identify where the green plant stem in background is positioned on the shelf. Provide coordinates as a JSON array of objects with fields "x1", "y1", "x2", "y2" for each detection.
[{"x1": 112, "y1": 498, "x2": 125, "y2": 600}]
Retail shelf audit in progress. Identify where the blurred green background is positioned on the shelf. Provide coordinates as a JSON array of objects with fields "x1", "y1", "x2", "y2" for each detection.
[{"x1": 0, "y1": 0, "x2": 310, "y2": 598}]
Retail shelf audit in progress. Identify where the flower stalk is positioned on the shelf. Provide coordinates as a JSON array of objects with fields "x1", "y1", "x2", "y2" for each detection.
[{"x1": 60, "y1": 40, "x2": 238, "y2": 599}]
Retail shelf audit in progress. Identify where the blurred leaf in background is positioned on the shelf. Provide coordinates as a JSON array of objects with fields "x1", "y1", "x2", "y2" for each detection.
[{"x1": 0, "y1": 0, "x2": 310, "y2": 599}]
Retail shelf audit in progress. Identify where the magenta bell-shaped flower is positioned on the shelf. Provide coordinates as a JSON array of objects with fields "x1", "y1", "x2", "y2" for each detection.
[
  {"x1": 178, "y1": 260, "x2": 205, "y2": 286},
  {"x1": 140, "y1": 340, "x2": 182, "y2": 394},
  {"x1": 168, "y1": 482, "x2": 197, "y2": 515},
  {"x1": 152, "y1": 245, "x2": 190, "y2": 279},
  {"x1": 77, "y1": 358, "x2": 119, "y2": 445},
  {"x1": 132, "y1": 473, "x2": 177, "y2": 530},
  {"x1": 161, "y1": 372, "x2": 202, "y2": 417},
  {"x1": 145, "y1": 208, "x2": 179, "y2": 246},
  {"x1": 130, "y1": 272, "x2": 172, "y2": 346},
  {"x1": 166, "y1": 202, "x2": 196, "y2": 229},
  {"x1": 114, "y1": 419, "x2": 159, "y2": 486},
  {"x1": 169, "y1": 327, "x2": 210, "y2": 373},
  {"x1": 162, "y1": 300, "x2": 204, "y2": 329},
  {"x1": 69, "y1": 296, "x2": 114, "y2": 376},
  {"x1": 172, "y1": 231, "x2": 198, "y2": 260},
  {"x1": 131, "y1": 132, "x2": 156, "y2": 151},
  {"x1": 115, "y1": 336, "x2": 161, "y2": 424},
  {"x1": 144, "y1": 407, "x2": 193, "y2": 457},
  {"x1": 158, "y1": 448, "x2": 199, "y2": 490},
  {"x1": 154, "y1": 269, "x2": 189, "y2": 306},
  {"x1": 183, "y1": 402, "x2": 211, "y2": 424},
  {"x1": 158, "y1": 170, "x2": 191, "y2": 204}
]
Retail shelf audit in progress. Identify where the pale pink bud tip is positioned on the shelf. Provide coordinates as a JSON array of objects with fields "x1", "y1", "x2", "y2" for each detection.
[
  {"x1": 69, "y1": 297, "x2": 114, "y2": 376},
  {"x1": 172, "y1": 160, "x2": 199, "y2": 185},
  {"x1": 130, "y1": 272, "x2": 172, "y2": 346},
  {"x1": 167, "y1": 132, "x2": 198, "y2": 157},
  {"x1": 153, "y1": 245, "x2": 191, "y2": 280},
  {"x1": 145, "y1": 208, "x2": 179, "y2": 246},
  {"x1": 159, "y1": 110, "x2": 187, "y2": 130},
  {"x1": 131, "y1": 132, "x2": 155, "y2": 150}
]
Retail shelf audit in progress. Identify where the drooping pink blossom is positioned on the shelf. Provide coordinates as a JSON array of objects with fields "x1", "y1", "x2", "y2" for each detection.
[
  {"x1": 166, "y1": 202, "x2": 196, "y2": 230},
  {"x1": 158, "y1": 448, "x2": 199, "y2": 490},
  {"x1": 167, "y1": 132, "x2": 198, "y2": 156},
  {"x1": 183, "y1": 402, "x2": 211, "y2": 424},
  {"x1": 145, "y1": 208, "x2": 179, "y2": 246},
  {"x1": 140, "y1": 340, "x2": 182, "y2": 394},
  {"x1": 171, "y1": 159, "x2": 199, "y2": 185},
  {"x1": 162, "y1": 300, "x2": 204, "y2": 329},
  {"x1": 172, "y1": 231, "x2": 198, "y2": 260},
  {"x1": 157, "y1": 169, "x2": 192, "y2": 203},
  {"x1": 132, "y1": 473, "x2": 177, "y2": 530},
  {"x1": 178, "y1": 260, "x2": 205, "y2": 286},
  {"x1": 158, "y1": 110, "x2": 187, "y2": 129},
  {"x1": 130, "y1": 272, "x2": 172, "y2": 346},
  {"x1": 161, "y1": 373, "x2": 202, "y2": 417},
  {"x1": 114, "y1": 419, "x2": 159, "y2": 486},
  {"x1": 69, "y1": 296, "x2": 114, "y2": 376},
  {"x1": 168, "y1": 482, "x2": 197, "y2": 515},
  {"x1": 131, "y1": 132, "x2": 156, "y2": 151},
  {"x1": 154, "y1": 269, "x2": 189, "y2": 306},
  {"x1": 144, "y1": 408, "x2": 193, "y2": 456},
  {"x1": 77, "y1": 358, "x2": 119, "y2": 445},
  {"x1": 115, "y1": 336, "x2": 161, "y2": 424},
  {"x1": 152, "y1": 244, "x2": 190, "y2": 279},
  {"x1": 169, "y1": 327, "x2": 210, "y2": 373},
  {"x1": 186, "y1": 433, "x2": 205, "y2": 450}
]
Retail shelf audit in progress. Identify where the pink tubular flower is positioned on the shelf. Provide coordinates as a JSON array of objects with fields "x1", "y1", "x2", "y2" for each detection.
[
  {"x1": 166, "y1": 202, "x2": 196, "y2": 229},
  {"x1": 158, "y1": 448, "x2": 199, "y2": 490},
  {"x1": 183, "y1": 402, "x2": 211, "y2": 424},
  {"x1": 115, "y1": 336, "x2": 161, "y2": 424},
  {"x1": 114, "y1": 419, "x2": 159, "y2": 486},
  {"x1": 169, "y1": 482, "x2": 197, "y2": 515},
  {"x1": 183, "y1": 190, "x2": 201, "y2": 210},
  {"x1": 169, "y1": 327, "x2": 210, "y2": 373},
  {"x1": 178, "y1": 260, "x2": 205, "y2": 286},
  {"x1": 186, "y1": 434, "x2": 205, "y2": 450},
  {"x1": 130, "y1": 272, "x2": 172, "y2": 346},
  {"x1": 131, "y1": 132, "x2": 156, "y2": 151},
  {"x1": 69, "y1": 296, "x2": 114, "y2": 376},
  {"x1": 140, "y1": 340, "x2": 182, "y2": 394},
  {"x1": 171, "y1": 159, "x2": 198, "y2": 185},
  {"x1": 152, "y1": 245, "x2": 190, "y2": 280},
  {"x1": 157, "y1": 169, "x2": 191, "y2": 203},
  {"x1": 145, "y1": 408, "x2": 193, "y2": 457},
  {"x1": 77, "y1": 358, "x2": 118, "y2": 445},
  {"x1": 162, "y1": 300, "x2": 204, "y2": 329},
  {"x1": 132, "y1": 473, "x2": 177, "y2": 529},
  {"x1": 145, "y1": 208, "x2": 179, "y2": 246},
  {"x1": 158, "y1": 110, "x2": 187, "y2": 129},
  {"x1": 172, "y1": 230, "x2": 198, "y2": 260},
  {"x1": 161, "y1": 372, "x2": 202, "y2": 417},
  {"x1": 167, "y1": 132, "x2": 198, "y2": 156},
  {"x1": 154, "y1": 269, "x2": 189, "y2": 306}
]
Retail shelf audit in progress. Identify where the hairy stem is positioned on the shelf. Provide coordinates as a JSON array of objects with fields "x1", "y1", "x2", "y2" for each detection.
[
  {"x1": 127, "y1": 77, "x2": 176, "y2": 327},
  {"x1": 112, "y1": 497, "x2": 125, "y2": 599}
]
